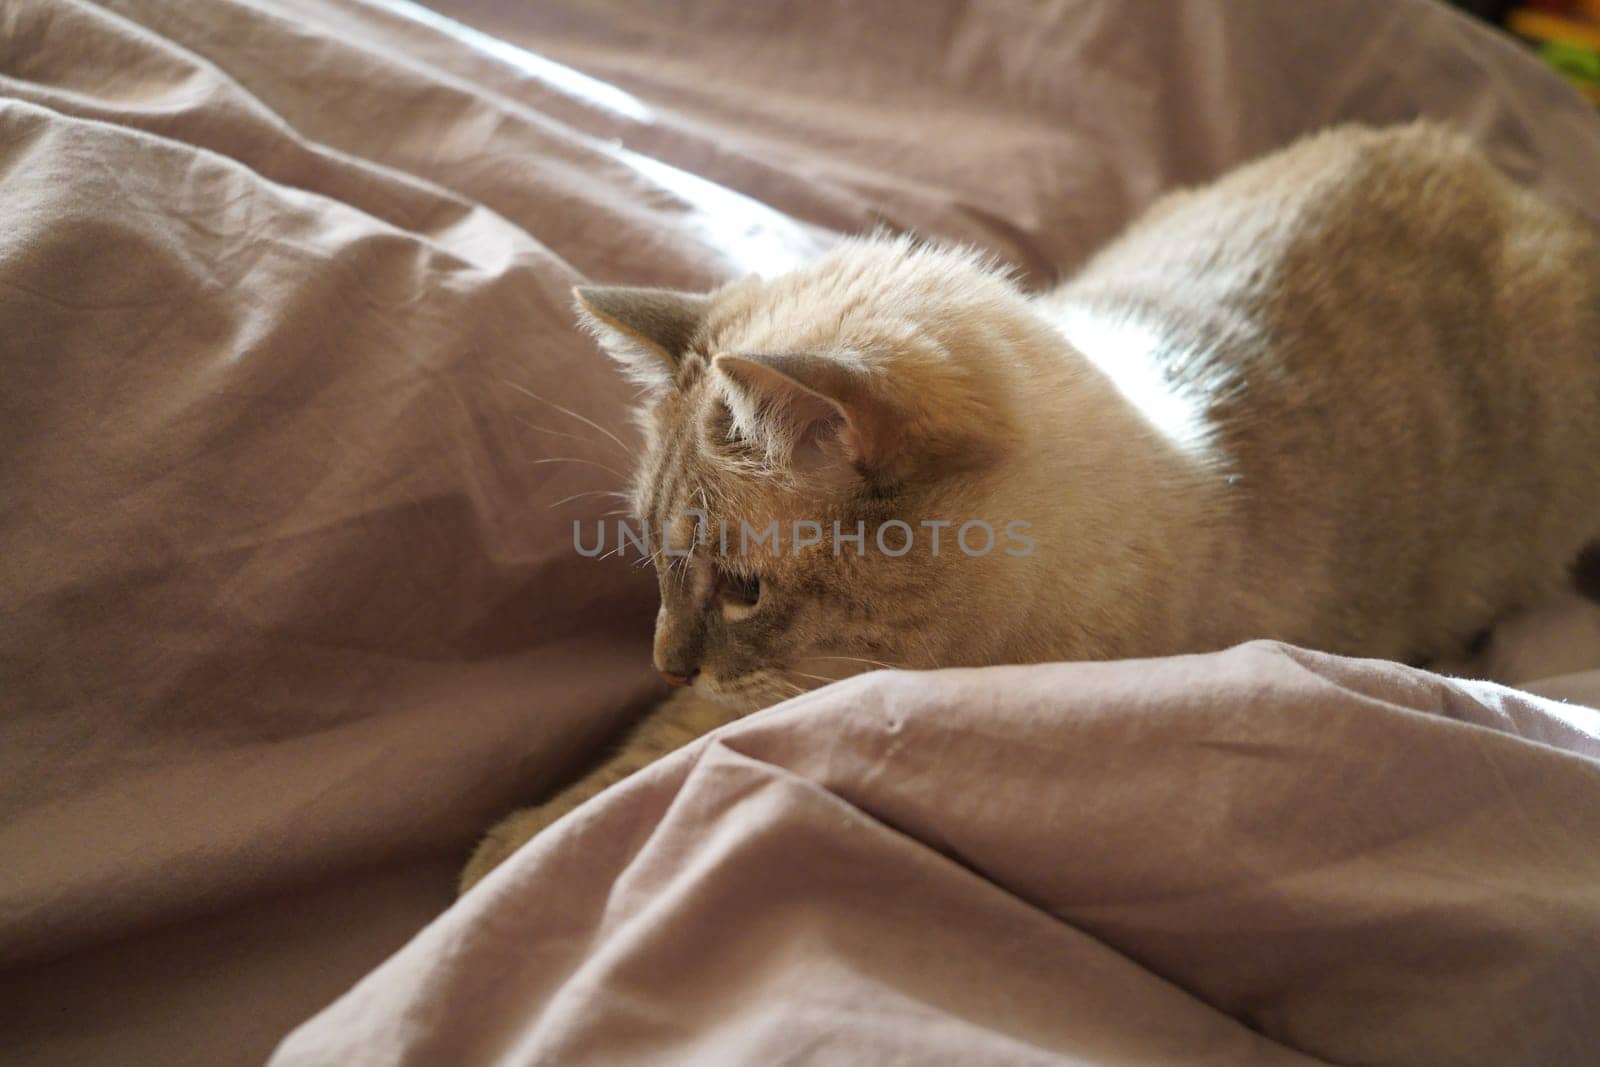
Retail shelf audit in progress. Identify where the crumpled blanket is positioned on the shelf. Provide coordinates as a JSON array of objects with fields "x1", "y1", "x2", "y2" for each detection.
[{"x1": 3, "y1": 0, "x2": 1599, "y2": 1063}]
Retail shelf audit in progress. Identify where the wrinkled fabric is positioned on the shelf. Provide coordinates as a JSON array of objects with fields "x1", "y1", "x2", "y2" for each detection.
[
  {"x1": 3, "y1": 0, "x2": 1600, "y2": 1064},
  {"x1": 276, "y1": 643, "x2": 1600, "y2": 1066}
]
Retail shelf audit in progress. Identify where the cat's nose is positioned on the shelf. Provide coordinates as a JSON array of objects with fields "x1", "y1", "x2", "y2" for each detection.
[{"x1": 660, "y1": 668, "x2": 699, "y2": 688}]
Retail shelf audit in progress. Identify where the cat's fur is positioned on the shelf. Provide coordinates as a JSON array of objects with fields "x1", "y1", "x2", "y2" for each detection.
[{"x1": 461, "y1": 122, "x2": 1600, "y2": 893}]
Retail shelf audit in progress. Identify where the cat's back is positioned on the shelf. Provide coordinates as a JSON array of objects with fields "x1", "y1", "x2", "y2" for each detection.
[
  {"x1": 1061, "y1": 122, "x2": 1598, "y2": 338},
  {"x1": 1050, "y1": 123, "x2": 1600, "y2": 660}
]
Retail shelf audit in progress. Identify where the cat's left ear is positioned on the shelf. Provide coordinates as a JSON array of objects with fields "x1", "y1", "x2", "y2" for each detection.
[
  {"x1": 573, "y1": 286, "x2": 709, "y2": 389},
  {"x1": 713, "y1": 352, "x2": 889, "y2": 477}
]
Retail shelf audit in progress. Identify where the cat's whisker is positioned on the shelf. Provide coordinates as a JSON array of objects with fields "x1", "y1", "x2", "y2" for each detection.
[
  {"x1": 498, "y1": 378, "x2": 636, "y2": 459},
  {"x1": 806, "y1": 654, "x2": 911, "y2": 672},
  {"x1": 784, "y1": 669, "x2": 839, "y2": 686},
  {"x1": 526, "y1": 456, "x2": 630, "y2": 481},
  {"x1": 548, "y1": 489, "x2": 631, "y2": 509},
  {"x1": 770, "y1": 675, "x2": 809, "y2": 699},
  {"x1": 508, "y1": 414, "x2": 609, "y2": 452}
]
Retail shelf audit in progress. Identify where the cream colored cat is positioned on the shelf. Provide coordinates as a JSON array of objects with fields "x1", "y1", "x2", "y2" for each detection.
[{"x1": 461, "y1": 122, "x2": 1600, "y2": 893}]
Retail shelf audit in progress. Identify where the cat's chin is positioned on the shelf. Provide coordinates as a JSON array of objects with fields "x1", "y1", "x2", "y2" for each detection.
[
  {"x1": 698, "y1": 675, "x2": 802, "y2": 714},
  {"x1": 708, "y1": 694, "x2": 766, "y2": 715}
]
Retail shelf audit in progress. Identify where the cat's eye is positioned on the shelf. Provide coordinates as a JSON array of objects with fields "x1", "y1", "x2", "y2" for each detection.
[{"x1": 720, "y1": 570, "x2": 761, "y2": 609}]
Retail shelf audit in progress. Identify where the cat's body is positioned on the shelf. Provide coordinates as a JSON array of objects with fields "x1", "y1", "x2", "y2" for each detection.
[
  {"x1": 462, "y1": 123, "x2": 1600, "y2": 893},
  {"x1": 1033, "y1": 123, "x2": 1600, "y2": 665}
]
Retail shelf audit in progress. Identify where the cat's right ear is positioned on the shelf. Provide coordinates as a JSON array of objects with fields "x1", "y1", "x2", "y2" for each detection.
[{"x1": 573, "y1": 286, "x2": 709, "y2": 390}]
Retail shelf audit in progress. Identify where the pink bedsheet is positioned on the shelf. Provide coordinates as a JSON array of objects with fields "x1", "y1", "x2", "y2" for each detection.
[
  {"x1": 3, "y1": 0, "x2": 1598, "y2": 1063},
  {"x1": 277, "y1": 643, "x2": 1600, "y2": 1065}
]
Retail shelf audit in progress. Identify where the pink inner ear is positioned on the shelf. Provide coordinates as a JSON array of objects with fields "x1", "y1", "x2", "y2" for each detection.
[
  {"x1": 789, "y1": 405, "x2": 852, "y2": 472},
  {"x1": 714, "y1": 353, "x2": 866, "y2": 471}
]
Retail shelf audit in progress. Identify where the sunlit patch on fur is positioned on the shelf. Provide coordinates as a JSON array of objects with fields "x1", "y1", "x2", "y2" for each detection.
[{"x1": 1052, "y1": 305, "x2": 1219, "y2": 461}]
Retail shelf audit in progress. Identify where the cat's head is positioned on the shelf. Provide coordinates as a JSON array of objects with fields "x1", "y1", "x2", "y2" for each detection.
[{"x1": 574, "y1": 236, "x2": 1046, "y2": 709}]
